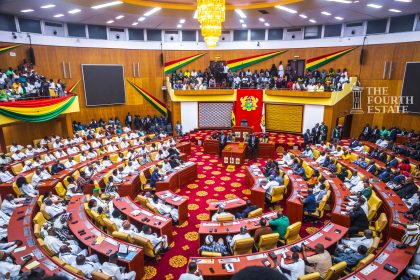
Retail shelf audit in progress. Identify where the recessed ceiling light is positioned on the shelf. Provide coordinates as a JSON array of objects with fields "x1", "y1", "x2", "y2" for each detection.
[
  {"x1": 177, "y1": 24, "x2": 182, "y2": 28},
  {"x1": 91, "y1": 1, "x2": 122, "y2": 9},
  {"x1": 335, "y1": 16, "x2": 344, "y2": 20},
  {"x1": 41, "y1": 4, "x2": 55, "y2": 9},
  {"x1": 259, "y1": 18, "x2": 265, "y2": 22},
  {"x1": 53, "y1": 13, "x2": 64, "y2": 17},
  {"x1": 106, "y1": 20, "x2": 114, "y2": 24},
  {"x1": 144, "y1": 7, "x2": 161, "y2": 16},
  {"x1": 235, "y1": 9, "x2": 247, "y2": 18},
  {"x1": 179, "y1": 19, "x2": 186, "y2": 24},
  {"x1": 115, "y1": 15, "x2": 124, "y2": 19},
  {"x1": 239, "y1": 19, "x2": 244, "y2": 23},
  {"x1": 193, "y1": 10, "x2": 198, "y2": 19},
  {"x1": 389, "y1": 8, "x2": 402, "y2": 12},
  {"x1": 367, "y1": 3, "x2": 382, "y2": 8},
  {"x1": 275, "y1": 5, "x2": 298, "y2": 14},
  {"x1": 138, "y1": 17, "x2": 146, "y2": 21},
  {"x1": 321, "y1": 11, "x2": 332, "y2": 15},
  {"x1": 68, "y1": 9, "x2": 81, "y2": 14},
  {"x1": 132, "y1": 22, "x2": 138, "y2": 26},
  {"x1": 242, "y1": 23, "x2": 247, "y2": 28},
  {"x1": 21, "y1": 9, "x2": 34, "y2": 13},
  {"x1": 309, "y1": 19, "x2": 317, "y2": 23},
  {"x1": 299, "y1": 14, "x2": 308, "y2": 18},
  {"x1": 264, "y1": 22, "x2": 270, "y2": 26},
  {"x1": 395, "y1": 0, "x2": 411, "y2": 2},
  {"x1": 326, "y1": 0, "x2": 352, "y2": 3}
]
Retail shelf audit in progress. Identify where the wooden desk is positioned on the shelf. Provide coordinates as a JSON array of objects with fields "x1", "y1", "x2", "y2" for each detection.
[
  {"x1": 232, "y1": 126, "x2": 254, "y2": 142},
  {"x1": 156, "y1": 190, "x2": 189, "y2": 224},
  {"x1": 177, "y1": 141, "x2": 192, "y2": 155},
  {"x1": 283, "y1": 167, "x2": 307, "y2": 224},
  {"x1": 203, "y1": 139, "x2": 220, "y2": 155},
  {"x1": 68, "y1": 195, "x2": 144, "y2": 279},
  {"x1": 344, "y1": 239, "x2": 416, "y2": 280},
  {"x1": 245, "y1": 166, "x2": 266, "y2": 209},
  {"x1": 208, "y1": 198, "x2": 247, "y2": 217},
  {"x1": 257, "y1": 142, "x2": 276, "y2": 159},
  {"x1": 113, "y1": 196, "x2": 174, "y2": 242},
  {"x1": 191, "y1": 223, "x2": 347, "y2": 279},
  {"x1": 156, "y1": 162, "x2": 198, "y2": 192},
  {"x1": 222, "y1": 143, "x2": 247, "y2": 167},
  {"x1": 198, "y1": 211, "x2": 277, "y2": 245},
  {"x1": 8, "y1": 198, "x2": 77, "y2": 278}
]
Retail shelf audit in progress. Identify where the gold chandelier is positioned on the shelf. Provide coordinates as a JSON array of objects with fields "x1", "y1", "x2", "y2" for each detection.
[{"x1": 197, "y1": 0, "x2": 225, "y2": 48}]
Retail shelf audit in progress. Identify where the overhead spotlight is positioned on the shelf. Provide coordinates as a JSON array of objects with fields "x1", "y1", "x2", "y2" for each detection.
[
  {"x1": 257, "y1": 41, "x2": 260, "y2": 47},
  {"x1": 12, "y1": 32, "x2": 17, "y2": 39}
]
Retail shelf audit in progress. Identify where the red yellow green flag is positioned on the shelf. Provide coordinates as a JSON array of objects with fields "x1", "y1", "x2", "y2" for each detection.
[
  {"x1": 126, "y1": 80, "x2": 168, "y2": 116},
  {"x1": 65, "y1": 80, "x2": 80, "y2": 94},
  {"x1": 164, "y1": 53, "x2": 207, "y2": 75},
  {"x1": 226, "y1": 50, "x2": 288, "y2": 72},
  {"x1": 0, "y1": 44, "x2": 21, "y2": 55},
  {"x1": 305, "y1": 47, "x2": 357, "y2": 71}
]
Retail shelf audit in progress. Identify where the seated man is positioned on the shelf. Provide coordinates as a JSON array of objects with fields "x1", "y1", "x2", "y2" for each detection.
[
  {"x1": 347, "y1": 203, "x2": 369, "y2": 236},
  {"x1": 313, "y1": 184, "x2": 327, "y2": 204},
  {"x1": 293, "y1": 164, "x2": 307, "y2": 180},
  {"x1": 254, "y1": 218, "x2": 273, "y2": 244},
  {"x1": 138, "y1": 225, "x2": 168, "y2": 252},
  {"x1": 199, "y1": 235, "x2": 229, "y2": 256},
  {"x1": 59, "y1": 244, "x2": 99, "y2": 265},
  {"x1": 51, "y1": 159, "x2": 66, "y2": 175},
  {"x1": 262, "y1": 175, "x2": 280, "y2": 199},
  {"x1": 333, "y1": 245, "x2": 368, "y2": 269},
  {"x1": 299, "y1": 189, "x2": 317, "y2": 214},
  {"x1": 150, "y1": 167, "x2": 162, "y2": 189},
  {"x1": 44, "y1": 198, "x2": 67, "y2": 220},
  {"x1": 315, "y1": 151, "x2": 327, "y2": 164},
  {"x1": 149, "y1": 196, "x2": 179, "y2": 223},
  {"x1": 227, "y1": 226, "x2": 251, "y2": 250},
  {"x1": 0, "y1": 166, "x2": 14, "y2": 183},
  {"x1": 235, "y1": 200, "x2": 258, "y2": 219},
  {"x1": 31, "y1": 167, "x2": 52, "y2": 187},
  {"x1": 44, "y1": 228, "x2": 83, "y2": 255},
  {"x1": 344, "y1": 170, "x2": 362, "y2": 190},
  {"x1": 102, "y1": 253, "x2": 136, "y2": 280},
  {"x1": 105, "y1": 176, "x2": 120, "y2": 198},
  {"x1": 302, "y1": 243, "x2": 332, "y2": 278},
  {"x1": 0, "y1": 250, "x2": 33, "y2": 279},
  {"x1": 336, "y1": 229, "x2": 374, "y2": 253},
  {"x1": 211, "y1": 205, "x2": 234, "y2": 222},
  {"x1": 179, "y1": 261, "x2": 203, "y2": 280},
  {"x1": 276, "y1": 252, "x2": 305, "y2": 280},
  {"x1": 64, "y1": 156, "x2": 78, "y2": 168},
  {"x1": 302, "y1": 146, "x2": 314, "y2": 159},
  {"x1": 269, "y1": 210, "x2": 290, "y2": 240},
  {"x1": 73, "y1": 254, "x2": 102, "y2": 279},
  {"x1": 1, "y1": 194, "x2": 25, "y2": 216}
]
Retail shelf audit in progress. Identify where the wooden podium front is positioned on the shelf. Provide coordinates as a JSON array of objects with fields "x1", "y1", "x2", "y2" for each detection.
[
  {"x1": 203, "y1": 139, "x2": 219, "y2": 155},
  {"x1": 232, "y1": 126, "x2": 254, "y2": 141},
  {"x1": 222, "y1": 143, "x2": 247, "y2": 167}
]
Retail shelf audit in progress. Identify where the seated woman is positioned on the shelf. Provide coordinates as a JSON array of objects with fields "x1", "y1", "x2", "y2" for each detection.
[{"x1": 16, "y1": 176, "x2": 38, "y2": 198}]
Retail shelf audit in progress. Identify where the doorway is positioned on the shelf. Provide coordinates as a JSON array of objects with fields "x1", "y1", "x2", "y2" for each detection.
[
  {"x1": 337, "y1": 114, "x2": 353, "y2": 138},
  {"x1": 288, "y1": 59, "x2": 306, "y2": 78}
]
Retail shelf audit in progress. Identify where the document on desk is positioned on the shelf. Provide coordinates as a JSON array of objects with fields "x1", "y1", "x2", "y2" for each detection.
[
  {"x1": 141, "y1": 209, "x2": 153, "y2": 216},
  {"x1": 161, "y1": 192, "x2": 172, "y2": 199},
  {"x1": 172, "y1": 196, "x2": 183, "y2": 202},
  {"x1": 219, "y1": 257, "x2": 240, "y2": 263},
  {"x1": 130, "y1": 209, "x2": 141, "y2": 216},
  {"x1": 14, "y1": 246, "x2": 27, "y2": 253},
  {"x1": 105, "y1": 237, "x2": 118, "y2": 246},
  {"x1": 95, "y1": 236, "x2": 105, "y2": 245},
  {"x1": 84, "y1": 221, "x2": 93, "y2": 229},
  {"x1": 155, "y1": 215, "x2": 167, "y2": 221},
  {"x1": 41, "y1": 259, "x2": 58, "y2": 271},
  {"x1": 360, "y1": 263, "x2": 378, "y2": 275},
  {"x1": 91, "y1": 229, "x2": 102, "y2": 237},
  {"x1": 322, "y1": 223, "x2": 334, "y2": 232},
  {"x1": 223, "y1": 221, "x2": 240, "y2": 226},
  {"x1": 202, "y1": 222, "x2": 220, "y2": 227},
  {"x1": 308, "y1": 232, "x2": 323, "y2": 241},
  {"x1": 374, "y1": 252, "x2": 389, "y2": 264},
  {"x1": 195, "y1": 258, "x2": 214, "y2": 264},
  {"x1": 247, "y1": 253, "x2": 267, "y2": 260},
  {"x1": 273, "y1": 248, "x2": 289, "y2": 255},
  {"x1": 25, "y1": 260, "x2": 40, "y2": 270}
]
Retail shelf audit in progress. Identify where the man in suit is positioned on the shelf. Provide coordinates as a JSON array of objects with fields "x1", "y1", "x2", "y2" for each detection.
[
  {"x1": 125, "y1": 112, "x2": 132, "y2": 128},
  {"x1": 248, "y1": 133, "x2": 259, "y2": 160},
  {"x1": 366, "y1": 160, "x2": 377, "y2": 175},
  {"x1": 359, "y1": 124, "x2": 371, "y2": 140},
  {"x1": 219, "y1": 132, "x2": 228, "y2": 158},
  {"x1": 150, "y1": 167, "x2": 162, "y2": 190},
  {"x1": 303, "y1": 129, "x2": 311, "y2": 146},
  {"x1": 51, "y1": 159, "x2": 65, "y2": 175},
  {"x1": 348, "y1": 203, "x2": 369, "y2": 236},
  {"x1": 235, "y1": 200, "x2": 258, "y2": 219}
]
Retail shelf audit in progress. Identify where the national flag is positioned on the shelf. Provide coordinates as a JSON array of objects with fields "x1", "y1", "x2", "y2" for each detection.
[
  {"x1": 260, "y1": 103, "x2": 266, "y2": 133},
  {"x1": 231, "y1": 102, "x2": 236, "y2": 127}
]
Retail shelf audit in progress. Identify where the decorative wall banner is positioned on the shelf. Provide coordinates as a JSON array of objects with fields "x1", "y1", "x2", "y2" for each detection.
[
  {"x1": 235, "y1": 89, "x2": 264, "y2": 132},
  {"x1": 164, "y1": 53, "x2": 207, "y2": 75},
  {"x1": 305, "y1": 47, "x2": 357, "y2": 71},
  {"x1": 0, "y1": 44, "x2": 21, "y2": 55},
  {"x1": 0, "y1": 96, "x2": 77, "y2": 122},
  {"x1": 226, "y1": 50, "x2": 288, "y2": 72},
  {"x1": 126, "y1": 80, "x2": 168, "y2": 116},
  {"x1": 65, "y1": 80, "x2": 80, "y2": 94}
]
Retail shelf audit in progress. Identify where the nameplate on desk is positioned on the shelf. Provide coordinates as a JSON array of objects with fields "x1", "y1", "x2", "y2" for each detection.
[
  {"x1": 223, "y1": 221, "x2": 240, "y2": 226},
  {"x1": 78, "y1": 205, "x2": 84, "y2": 211},
  {"x1": 360, "y1": 263, "x2": 378, "y2": 275},
  {"x1": 248, "y1": 218, "x2": 259, "y2": 223},
  {"x1": 172, "y1": 196, "x2": 183, "y2": 202},
  {"x1": 382, "y1": 192, "x2": 389, "y2": 199},
  {"x1": 203, "y1": 223, "x2": 220, "y2": 227},
  {"x1": 161, "y1": 192, "x2": 172, "y2": 199},
  {"x1": 219, "y1": 257, "x2": 240, "y2": 263},
  {"x1": 84, "y1": 221, "x2": 93, "y2": 229},
  {"x1": 346, "y1": 276, "x2": 361, "y2": 280},
  {"x1": 25, "y1": 208, "x2": 32, "y2": 215},
  {"x1": 32, "y1": 248, "x2": 45, "y2": 259},
  {"x1": 26, "y1": 237, "x2": 36, "y2": 247},
  {"x1": 273, "y1": 248, "x2": 289, "y2": 255},
  {"x1": 247, "y1": 253, "x2": 267, "y2": 260},
  {"x1": 225, "y1": 198, "x2": 240, "y2": 203},
  {"x1": 141, "y1": 209, "x2": 153, "y2": 216},
  {"x1": 23, "y1": 216, "x2": 30, "y2": 225},
  {"x1": 386, "y1": 241, "x2": 397, "y2": 252},
  {"x1": 41, "y1": 259, "x2": 58, "y2": 271},
  {"x1": 375, "y1": 252, "x2": 389, "y2": 264},
  {"x1": 23, "y1": 226, "x2": 31, "y2": 237},
  {"x1": 130, "y1": 210, "x2": 141, "y2": 216},
  {"x1": 194, "y1": 258, "x2": 214, "y2": 264},
  {"x1": 322, "y1": 223, "x2": 334, "y2": 232},
  {"x1": 262, "y1": 212, "x2": 276, "y2": 219},
  {"x1": 308, "y1": 232, "x2": 323, "y2": 241},
  {"x1": 105, "y1": 237, "x2": 118, "y2": 246},
  {"x1": 79, "y1": 212, "x2": 86, "y2": 220},
  {"x1": 155, "y1": 215, "x2": 167, "y2": 222}
]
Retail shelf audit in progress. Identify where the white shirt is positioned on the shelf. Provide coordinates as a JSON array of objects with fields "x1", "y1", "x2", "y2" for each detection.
[
  {"x1": 263, "y1": 180, "x2": 280, "y2": 196},
  {"x1": 21, "y1": 183, "x2": 38, "y2": 197},
  {"x1": 9, "y1": 145, "x2": 23, "y2": 153},
  {"x1": 45, "y1": 204, "x2": 65, "y2": 218},
  {"x1": 161, "y1": 162, "x2": 172, "y2": 173},
  {"x1": 1, "y1": 198, "x2": 25, "y2": 215},
  {"x1": 0, "y1": 261, "x2": 21, "y2": 278},
  {"x1": 67, "y1": 147, "x2": 79, "y2": 155},
  {"x1": 279, "y1": 258, "x2": 305, "y2": 280},
  {"x1": 54, "y1": 151, "x2": 67, "y2": 159},
  {"x1": 64, "y1": 160, "x2": 77, "y2": 168},
  {"x1": 376, "y1": 139, "x2": 388, "y2": 149},
  {"x1": 342, "y1": 236, "x2": 374, "y2": 252},
  {"x1": 12, "y1": 152, "x2": 26, "y2": 161},
  {"x1": 66, "y1": 183, "x2": 78, "y2": 197},
  {"x1": 315, "y1": 155, "x2": 326, "y2": 164},
  {"x1": 230, "y1": 233, "x2": 251, "y2": 247},
  {"x1": 52, "y1": 142, "x2": 63, "y2": 149},
  {"x1": 0, "y1": 171, "x2": 14, "y2": 183},
  {"x1": 87, "y1": 151, "x2": 98, "y2": 159},
  {"x1": 120, "y1": 141, "x2": 129, "y2": 149},
  {"x1": 25, "y1": 149, "x2": 35, "y2": 156},
  {"x1": 73, "y1": 262, "x2": 102, "y2": 278}
]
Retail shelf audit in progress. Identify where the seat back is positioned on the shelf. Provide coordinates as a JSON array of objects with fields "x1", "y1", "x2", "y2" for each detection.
[
  {"x1": 133, "y1": 235, "x2": 155, "y2": 257},
  {"x1": 298, "y1": 272, "x2": 320, "y2": 280},
  {"x1": 367, "y1": 192, "x2": 382, "y2": 221},
  {"x1": 91, "y1": 271, "x2": 112, "y2": 280},
  {"x1": 216, "y1": 214, "x2": 234, "y2": 222},
  {"x1": 257, "y1": 233, "x2": 279, "y2": 252},
  {"x1": 91, "y1": 211, "x2": 105, "y2": 227},
  {"x1": 285, "y1": 222, "x2": 302, "y2": 244},
  {"x1": 233, "y1": 237, "x2": 254, "y2": 255},
  {"x1": 312, "y1": 149, "x2": 320, "y2": 159},
  {"x1": 271, "y1": 185, "x2": 287, "y2": 203},
  {"x1": 55, "y1": 182, "x2": 67, "y2": 198},
  {"x1": 37, "y1": 195, "x2": 44, "y2": 207},
  {"x1": 84, "y1": 203, "x2": 93, "y2": 218},
  {"x1": 37, "y1": 238, "x2": 55, "y2": 256},
  {"x1": 64, "y1": 264, "x2": 85, "y2": 277},
  {"x1": 368, "y1": 237, "x2": 380, "y2": 254},
  {"x1": 201, "y1": 251, "x2": 222, "y2": 257},
  {"x1": 110, "y1": 154, "x2": 119, "y2": 163},
  {"x1": 373, "y1": 213, "x2": 388, "y2": 234},
  {"x1": 12, "y1": 182, "x2": 23, "y2": 197},
  {"x1": 247, "y1": 208, "x2": 263, "y2": 218},
  {"x1": 102, "y1": 218, "x2": 118, "y2": 234},
  {"x1": 33, "y1": 212, "x2": 46, "y2": 225},
  {"x1": 112, "y1": 231, "x2": 134, "y2": 243},
  {"x1": 134, "y1": 195, "x2": 148, "y2": 207},
  {"x1": 283, "y1": 174, "x2": 290, "y2": 187},
  {"x1": 63, "y1": 176, "x2": 71, "y2": 187},
  {"x1": 11, "y1": 163, "x2": 23, "y2": 175},
  {"x1": 52, "y1": 255, "x2": 66, "y2": 266},
  {"x1": 25, "y1": 173, "x2": 34, "y2": 184},
  {"x1": 34, "y1": 223, "x2": 41, "y2": 238},
  {"x1": 40, "y1": 204, "x2": 52, "y2": 220},
  {"x1": 353, "y1": 254, "x2": 375, "y2": 271},
  {"x1": 146, "y1": 202, "x2": 160, "y2": 214},
  {"x1": 323, "y1": 261, "x2": 347, "y2": 280}
]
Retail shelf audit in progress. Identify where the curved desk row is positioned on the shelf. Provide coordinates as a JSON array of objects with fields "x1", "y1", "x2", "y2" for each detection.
[
  {"x1": 208, "y1": 198, "x2": 247, "y2": 217},
  {"x1": 156, "y1": 190, "x2": 189, "y2": 224}
]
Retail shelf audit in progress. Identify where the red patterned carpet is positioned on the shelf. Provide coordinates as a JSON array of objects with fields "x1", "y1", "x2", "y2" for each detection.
[{"x1": 144, "y1": 137, "x2": 323, "y2": 280}]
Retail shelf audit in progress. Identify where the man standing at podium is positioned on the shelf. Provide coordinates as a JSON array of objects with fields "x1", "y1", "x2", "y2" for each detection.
[
  {"x1": 248, "y1": 133, "x2": 259, "y2": 160},
  {"x1": 219, "y1": 132, "x2": 228, "y2": 158}
]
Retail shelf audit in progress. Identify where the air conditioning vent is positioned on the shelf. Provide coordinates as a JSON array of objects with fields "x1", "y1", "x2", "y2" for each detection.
[
  {"x1": 258, "y1": 10, "x2": 269, "y2": 14},
  {"x1": 45, "y1": 22, "x2": 62, "y2": 27},
  {"x1": 287, "y1": 28, "x2": 302, "y2": 32},
  {"x1": 165, "y1": 30, "x2": 179, "y2": 34},
  {"x1": 110, "y1": 28, "x2": 124, "y2": 32},
  {"x1": 346, "y1": 22, "x2": 363, "y2": 27}
]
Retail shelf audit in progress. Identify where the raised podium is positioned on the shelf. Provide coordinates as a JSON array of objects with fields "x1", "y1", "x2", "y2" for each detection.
[
  {"x1": 232, "y1": 126, "x2": 254, "y2": 142},
  {"x1": 222, "y1": 142, "x2": 247, "y2": 167}
]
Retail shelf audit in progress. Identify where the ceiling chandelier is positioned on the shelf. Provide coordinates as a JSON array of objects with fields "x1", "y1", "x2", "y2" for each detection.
[{"x1": 197, "y1": 0, "x2": 225, "y2": 48}]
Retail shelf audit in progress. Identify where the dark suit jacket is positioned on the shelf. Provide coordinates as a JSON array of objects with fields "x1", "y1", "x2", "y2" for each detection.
[
  {"x1": 150, "y1": 171, "x2": 161, "y2": 188},
  {"x1": 248, "y1": 136, "x2": 259, "y2": 149},
  {"x1": 350, "y1": 208, "x2": 369, "y2": 231}
]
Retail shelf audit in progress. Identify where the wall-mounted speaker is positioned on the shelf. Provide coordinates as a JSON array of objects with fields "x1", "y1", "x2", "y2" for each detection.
[
  {"x1": 29, "y1": 47, "x2": 36, "y2": 65},
  {"x1": 359, "y1": 49, "x2": 365, "y2": 65},
  {"x1": 160, "y1": 53, "x2": 164, "y2": 67}
]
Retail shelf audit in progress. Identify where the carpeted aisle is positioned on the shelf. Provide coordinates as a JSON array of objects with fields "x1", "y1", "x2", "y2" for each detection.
[{"x1": 144, "y1": 139, "x2": 323, "y2": 280}]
